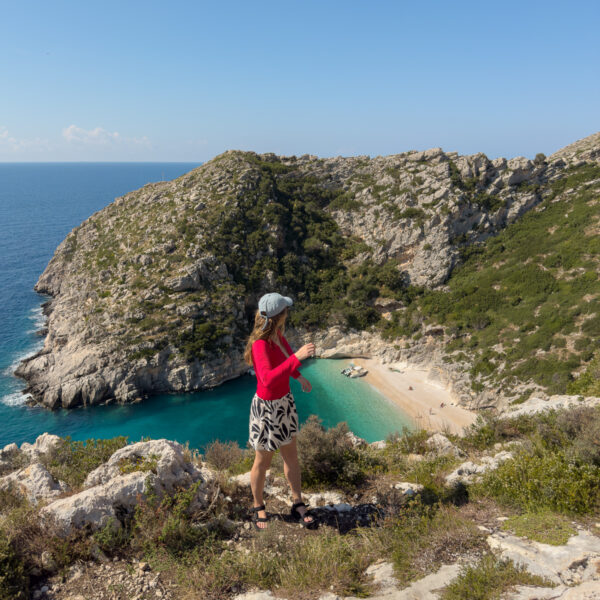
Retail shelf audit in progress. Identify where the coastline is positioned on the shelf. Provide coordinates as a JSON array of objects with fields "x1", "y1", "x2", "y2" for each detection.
[{"x1": 346, "y1": 357, "x2": 479, "y2": 436}]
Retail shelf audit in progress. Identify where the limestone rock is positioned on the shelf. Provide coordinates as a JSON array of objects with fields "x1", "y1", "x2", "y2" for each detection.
[
  {"x1": 425, "y1": 433, "x2": 463, "y2": 457},
  {"x1": 370, "y1": 440, "x2": 387, "y2": 450},
  {"x1": 393, "y1": 481, "x2": 424, "y2": 496},
  {"x1": 20, "y1": 433, "x2": 62, "y2": 461},
  {"x1": 84, "y1": 439, "x2": 206, "y2": 494},
  {"x1": 501, "y1": 395, "x2": 600, "y2": 419},
  {"x1": 345, "y1": 431, "x2": 368, "y2": 448},
  {"x1": 41, "y1": 471, "x2": 149, "y2": 533},
  {"x1": 0, "y1": 442, "x2": 23, "y2": 475},
  {"x1": 487, "y1": 530, "x2": 600, "y2": 586},
  {"x1": 0, "y1": 462, "x2": 68, "y2": 504},
  {"x1": 303, "y1": 490, "x2": 346, "y2": 507},
  {"x1": 42, "y1": 439, "x2": 215, "y2": 534},
  {"x1": 445, "y1": 450, "x2": 514, "y2": 485}
]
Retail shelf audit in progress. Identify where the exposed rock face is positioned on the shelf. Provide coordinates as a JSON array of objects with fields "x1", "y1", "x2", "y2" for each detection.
[
  {"x1": 83, "y1": 439, "x2": 205, "y2": 492},
  {"x1": 501, "y1": 395, "x2": 600, "y2": 419},
  {"x1": 445, "y1": 450, "x2": 515, "y2": 486},
  {"x1": 41, "y1": 471, "x2": 150, "y2": 534},
  {"x1": 20, "y1": 433, "x2": 62, "y2": 461},
  {"x1": 11, "y1": 132, "x2": 600, "y2": 411},
  {"x1": 487, "y1": 530, "x2": 600, "y2": 586},
  {"x1": 0, "y1": 462, "x2": 68, "y2": 504},
  {"x1": 425, "y1": 433, "x2": 464, "y2": 457},
  {"x1": 0, "y1": 433, "x2": 62, "y2": 476},
  {"x1": 41, "y1": 439, "x2": 215, "y2": 535}
]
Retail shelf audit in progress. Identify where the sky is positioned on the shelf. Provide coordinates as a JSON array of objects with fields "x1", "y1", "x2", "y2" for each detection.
[{"x1": 1, "y1": 0, "x2": 599, "y2": 162}]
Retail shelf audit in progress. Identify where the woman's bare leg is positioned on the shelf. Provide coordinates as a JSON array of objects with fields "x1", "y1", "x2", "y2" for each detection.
[
  {"x1": 279, "y1": 436, "x2": 315, "y2": 524},
  {"x1": 250, "y1": 448, "x2": 274, "y2": 528}
]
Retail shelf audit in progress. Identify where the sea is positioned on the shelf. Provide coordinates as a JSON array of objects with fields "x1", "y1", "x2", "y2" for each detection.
[{"x1": 0, "y1": 163, "x2": 412, "y2": 450}]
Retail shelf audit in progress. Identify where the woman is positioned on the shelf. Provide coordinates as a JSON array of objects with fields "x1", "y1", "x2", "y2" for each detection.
[{"x1": 243, "y1": 292, "x2": 317, "y2": 530}]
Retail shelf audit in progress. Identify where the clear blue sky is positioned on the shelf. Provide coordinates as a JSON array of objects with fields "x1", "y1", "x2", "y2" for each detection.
[{"x1": 1, "y1": 0, "x2": 598, "y2": 162}]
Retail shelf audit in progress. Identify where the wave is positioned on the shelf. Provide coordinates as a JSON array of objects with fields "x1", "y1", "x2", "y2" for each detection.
[
  {"x1": 1, "y1": 339, "x2": 45, "y2": 377},
  {"x1": 0, "y1": 391, "x2": 31, "y2": 406},
  {"x1": 26, "y1": 305, "x2": 48, "y2": 334}
]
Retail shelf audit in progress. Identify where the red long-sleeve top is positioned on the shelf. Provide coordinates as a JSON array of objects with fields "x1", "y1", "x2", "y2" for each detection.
[{"x1": 251, "y1": 329, "x2": 303, "y2": 400}]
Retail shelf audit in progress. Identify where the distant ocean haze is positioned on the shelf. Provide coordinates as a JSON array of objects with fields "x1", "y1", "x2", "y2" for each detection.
[{"x1": 0, "y1": 162, "x2": 411, "y2": 448}]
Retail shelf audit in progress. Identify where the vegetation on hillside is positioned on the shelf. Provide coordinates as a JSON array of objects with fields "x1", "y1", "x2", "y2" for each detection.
[
  {"x1": 378, "y1": 163, "x2": 600, "y2": 397},
  {"x1": 2, "y1": 404, "x2": 599, "y2": 599}
]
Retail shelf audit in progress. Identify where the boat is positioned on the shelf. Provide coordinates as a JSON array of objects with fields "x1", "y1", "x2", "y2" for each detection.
[
  {"x1": 248, "y1": 368, "x2": 255, "y2": 376},
  {"x1": 340, "y1": 365, "x2": 368, "y2": 378}
]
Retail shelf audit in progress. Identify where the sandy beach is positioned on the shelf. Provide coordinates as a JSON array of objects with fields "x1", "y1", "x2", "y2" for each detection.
[{"x1": 347, "y1": 358, "x2": 479, "y2": 436}]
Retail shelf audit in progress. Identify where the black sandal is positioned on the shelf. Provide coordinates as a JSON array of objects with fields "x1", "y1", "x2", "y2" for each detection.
[
  {"x1": 291, "y1": 501, "x2": 317, "y2": 529},
  {"x1": 249, "y1": 504, "x2": 269, "y2": 530}
]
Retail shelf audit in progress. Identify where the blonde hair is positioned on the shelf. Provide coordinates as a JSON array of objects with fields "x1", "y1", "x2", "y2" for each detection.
[{"x1": 244, "y1": 306, "x2": 288, "y2": 367}]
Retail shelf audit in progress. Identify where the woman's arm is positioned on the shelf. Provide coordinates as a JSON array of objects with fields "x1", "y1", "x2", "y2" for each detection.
[
  {"x1": 279, "y1": 333, "x2": 302, "y2": 379},
  {"x1": 252, "y1": 339, "x2": 302, "y2": 388}
]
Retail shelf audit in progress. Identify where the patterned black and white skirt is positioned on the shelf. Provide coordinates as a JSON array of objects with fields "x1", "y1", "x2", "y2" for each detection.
[{"x1": 248, "y1": 391, "x2": 299, "y2": 451}]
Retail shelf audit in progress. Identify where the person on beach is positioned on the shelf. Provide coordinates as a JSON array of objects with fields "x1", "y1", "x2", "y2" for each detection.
[{"x1": 243, "y1": 292, "x2": 317, "y2": 530}]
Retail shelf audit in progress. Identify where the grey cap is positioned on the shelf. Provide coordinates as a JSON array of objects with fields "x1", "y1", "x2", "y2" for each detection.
[{"x1": 258, "y1": 292, "x2": 293, "y2": 331}]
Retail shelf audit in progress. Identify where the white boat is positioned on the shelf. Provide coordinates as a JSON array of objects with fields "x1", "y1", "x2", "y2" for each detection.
[
  {"x1": 341, "y1": 365, "x2": 368, "y2": 378},
  {"x1": 248, "y1": 368, "x2": 255, "y2": 376}
]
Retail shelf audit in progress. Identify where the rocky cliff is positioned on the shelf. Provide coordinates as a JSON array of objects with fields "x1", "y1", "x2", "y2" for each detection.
[{"x1": 13, "y1": 132, "x2": 600, "y2": 409}]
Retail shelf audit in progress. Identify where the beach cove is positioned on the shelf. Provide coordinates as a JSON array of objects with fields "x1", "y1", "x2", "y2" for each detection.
[{"x1": 348, "y1": 358, "x2": 479, "y2": 435}]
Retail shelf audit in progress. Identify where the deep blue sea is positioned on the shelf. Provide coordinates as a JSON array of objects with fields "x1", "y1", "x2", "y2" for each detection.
[{"x1": 0, "y1": 163, "x2": 412, "y2": 450}]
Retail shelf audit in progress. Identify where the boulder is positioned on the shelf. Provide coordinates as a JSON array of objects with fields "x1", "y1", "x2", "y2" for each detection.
[
  {"x1": 42, "y1": 439, "x2": 215, "y2": 534},
  {"x1": 345, "y1": 431, "x2": 368, "y2": 448},
  {"x1": 20, "y1": 433, "x2": 62, "y2": 461},
  {"x1": 445, "y1": 451, "x2": 514, "y2": 486},
  {"x1": 393, "y1": 481, "x2": 424, "y2": 497},
  {"x1": 425, "y1": 433, "x2": 463, "y2": 457},
  {"x1": 0, "y1": 442, "x2": 22, "y2": 475},
  {"x1": 41, "y1": 471, "x2": 148, "y2": 533},
  {"x1": 0, "y1": 463, "x2": 68, "y2": 504},
  {"x1": 369, "y1": 440, "x2": 387, "y2": 450},
  {"x1": 84, "y1": 439, "x2": 207, "y2": 494}
]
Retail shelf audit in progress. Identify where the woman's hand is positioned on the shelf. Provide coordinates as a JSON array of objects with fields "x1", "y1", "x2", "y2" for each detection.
[
  {"x1": 295, "y1": 343, "x2": 315, "y2": 361},
  {"x1": 298, "y1": 375, "x2": 312, "y2": 393}
]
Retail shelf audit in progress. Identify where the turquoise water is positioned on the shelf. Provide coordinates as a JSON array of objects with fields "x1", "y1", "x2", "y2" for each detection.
[
  {"x1": 0, "y1": 163, "x2": 412, "y2": 449},
  {"x1": 1, "y1": 358, "x2": 411, "y2": 449}
]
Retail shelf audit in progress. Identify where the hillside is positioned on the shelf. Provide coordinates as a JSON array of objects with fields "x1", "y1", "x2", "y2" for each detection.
[{"x1": 13, "y1": 132, "x2": 600, "y2": 410}]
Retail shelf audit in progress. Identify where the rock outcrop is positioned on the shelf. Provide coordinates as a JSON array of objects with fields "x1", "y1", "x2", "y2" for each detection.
[
  {"x1": 0, "y1": 462, "x2": 68, "y2": 504},
  {"x1": 487, "y1": 529, "x2": 600, "y2": 586},
  {"x1": 40, "y1": 439, "x2": 215, "y2": 535}
]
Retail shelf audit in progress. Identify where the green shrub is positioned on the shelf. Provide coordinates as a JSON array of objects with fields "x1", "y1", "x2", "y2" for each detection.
[
  {"x1": 296, "y1": 415, "x2": 366, "y2": 489},
  {"x1": 390, "y1": 503, "x2": 485, "y2": 584},
  {"x1": 501, "y1": 511, "x2": 576, "y2": 545},
  {"x1": 132, "y1": 480, "x2": 221, "y2": 557},
  {"x1": 0, "y1": 485, "x2": 25, "y2": 515},
  {"x1": 203, "y1": 439, "x2": 244, "y2": 471},
  {"x1": 92, "y1": 517, "x2": 131, "y2": 555},
  {"x1": 0, "y1": 531, "x2": 28, "y2": 600},
  {"x1": 41, "y1": 436, "x2": 129, "y2": 489},
  {"x1": 476, "y1": 448, "x2": 600, "y2": 514},
  {"x1": 118, "y1": 453, "x2": 159, "y2": 475},
  {"x1": 440, "y1": 553, "x2": 554, "y2": 600},
  {"x1": 567, "y1": 349, "x2": 600, "y2": 396}
]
